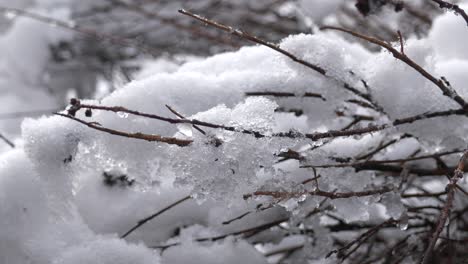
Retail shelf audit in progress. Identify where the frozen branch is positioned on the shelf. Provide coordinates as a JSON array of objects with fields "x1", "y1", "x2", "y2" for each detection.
[
  {"x1": 321, "y1": 26, "x2": 468, "y2": 109},
  {"x1": 243, "y1": 186, "x2": 393, "y2": 200},
  {"x1": 55, "y1": 113, "x2": 192, "y2": 146},
  {"x1": 178, "y1": 9, "x2": 385, "y2": 113}
]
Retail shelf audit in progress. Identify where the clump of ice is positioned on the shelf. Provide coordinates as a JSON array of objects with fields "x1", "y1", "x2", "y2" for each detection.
[
  {"x1": 381, "y1": 192, "x2": 406, "y2": 220},
  {"x1": 171, "y1": 98, "x2": 292, "y2": 201}
]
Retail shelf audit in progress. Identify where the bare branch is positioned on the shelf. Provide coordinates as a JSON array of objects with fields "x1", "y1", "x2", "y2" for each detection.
[
  {"x1": 0, "y1": 133, "x2": 15, "y2": 148},
  {"x1": 245, "y1": 91, "x2": 326, "y2": 101},
  {"x1": 55, "y1": 113, "x2": 192, "y2": 146},
  {"x1": 121, "y1": 195, "x2": 191, "y2": 238},
  {"x1": 420, "y1": 150, "x2": 467, "y2": 264},
  {"x1": 431, "y1": 0, "x2": 468, "y2": 27}
]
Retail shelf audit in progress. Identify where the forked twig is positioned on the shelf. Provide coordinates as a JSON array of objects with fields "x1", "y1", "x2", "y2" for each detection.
[{"x1": 55, "y1": 113, "x2": 192, "y2": 146}]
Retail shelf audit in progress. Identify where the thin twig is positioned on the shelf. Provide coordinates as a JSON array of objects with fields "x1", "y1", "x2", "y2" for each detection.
[
  {"x1": 397, "y1": 30, "x2": 404, "y2": 54},
  {"x1": 121, "y1": 195, "x2": 191, "y2": 238},
  {"x1": 420, "y1": 150, "x2": 467, "y2": 264},
  {"x1": 55, "y1": 113, "x2": 193, "y2": 146},
  {"x1": 301, "y1": 149, "x2": 463, "y2": 168},
  {"x1": 152, "y1": 217, "x2": 289, "y2": 250},
  {"x1": 326, "y1": 218, "x2": 397, "y2": 260},
  {"x1": 0, "y1": 133, "x2": 14, "y2": 148}
]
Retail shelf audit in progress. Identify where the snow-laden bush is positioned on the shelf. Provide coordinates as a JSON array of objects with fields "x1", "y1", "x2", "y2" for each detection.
[{"x1": 0, "y1": 0, "x2": 467, "y2": 263}]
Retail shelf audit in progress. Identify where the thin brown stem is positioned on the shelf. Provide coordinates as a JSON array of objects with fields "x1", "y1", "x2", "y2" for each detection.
[
  {"x1": 121, "y1": 195, "x2": 191, "y2": 238},
  {"x1": 55, "y1": 113, "x2": 192, "y2": 146}
]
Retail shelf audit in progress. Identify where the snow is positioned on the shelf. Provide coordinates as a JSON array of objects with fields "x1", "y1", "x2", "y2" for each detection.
[
  {"x1": 52, "y1": 237, "x2": 159, "y2": 264},
  {"x1": 0, "y1": 150, "x2": 48, "y2": 263},
  {"x1": 429, "y1": 3, "x2": 468, "y2": 61},
  {"x1": 162, "y1": 238, "x2": 267, "y2": 264}
]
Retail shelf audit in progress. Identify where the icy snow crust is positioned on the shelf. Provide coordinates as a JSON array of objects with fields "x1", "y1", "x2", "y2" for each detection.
[{"x1": 1, "y1": 5, "x2": 468, "y2": 264}]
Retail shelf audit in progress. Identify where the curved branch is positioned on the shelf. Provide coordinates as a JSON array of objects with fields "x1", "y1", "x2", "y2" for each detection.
[{"x1": 321, "y1": 26, "x2": 468, "y2": 109}]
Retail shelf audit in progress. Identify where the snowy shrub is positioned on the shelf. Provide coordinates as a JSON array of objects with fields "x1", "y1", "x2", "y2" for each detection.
[{"x1": 0, "y1": 0, "x2": 467, "y2": 263}]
